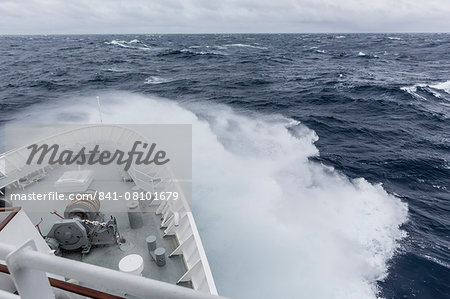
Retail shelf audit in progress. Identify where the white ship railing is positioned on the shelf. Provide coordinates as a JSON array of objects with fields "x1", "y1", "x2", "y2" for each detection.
[
  {"x1": 0, "y1": 240, "x2": 222, "y2": 299},
  {"x1": 129, "y1": 163, "x2": 218, "y2": 295}
]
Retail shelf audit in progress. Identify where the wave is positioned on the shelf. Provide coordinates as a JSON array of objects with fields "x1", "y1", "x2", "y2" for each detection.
[
  {"x1": 356, "y1": 52, "x2": 379, "y2": 59},
  {"x1": 401, "y1": 84, "x2": 431, "y2": 100},
  {"x1": 401, "y1": 80, "x2": 450, "y2": 99},
  {"x1": 189, "y1": 45, "x2": 229, "y2": 53},
  {"x1": 429, "y1": 80, "x2": 450, "y2": 94},
  {"x1": 401, "y1": 81, "x2": 450, "y2": 118},
  {"x1": 181, "y1": 48, "x2": 225, "y2": 56},
  {"x1": 16, "y1": 91, "x2": 409, "y2": 299},
  {"x1": 105, "y1": 40, "x2": 132, "y2": 48},
  {"x1": 105, "y1": 39, "x2": 152, "y2": 51},
  {"x1": 158, "y1": 48, "x2": 225, "y2": 57},
  {"x1": 387, "y1": 37, "x2": 402, "y2": 40},
  {"x1": 143, "y1": 76, "x2": 172, "y2": 84},
  {"x1": 224, "y1": 43, "x2": 268, "y2": 50},
  {"x1": 104, "y1": 67, "x2": 128, "y2": 73},
  {"x1": 423, "y1": 255, "x2": 450, "y2": 269},
  {"x1": 335, "y1": 35, "x2": 346, "y2": 39}
]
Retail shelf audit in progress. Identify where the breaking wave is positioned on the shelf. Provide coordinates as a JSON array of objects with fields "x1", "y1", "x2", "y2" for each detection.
[
  {"x1": 143, "y1": 76, "x2": 172, "y2": 84},
  {"x1": 429, "y1": 80, "x2": 450, "y2": 94},
  {"x1": 224, "y1": 43, "x2": 268, "y2": 50},
  {"x1": 105, "y1": 39, "x2": 152, "y2": 51},
  {"x1": 15, "y1": 91, "x2": 409, "y2": 299},
  {"x1": 401, "y1": 80, "x2": 450, "y2": 99}
]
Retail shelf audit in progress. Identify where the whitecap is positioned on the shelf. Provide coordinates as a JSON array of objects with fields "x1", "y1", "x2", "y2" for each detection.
[
  {"x1": 179, "y1": 48, "x2": 225, "y2": 56},
  {"x1": 358, "y1": 51, "x2": 366, "y2": 57},
  {"x1": 105, "y1": 67, "x2": 128, "y2": 73},
  {"x1": 387, "y1": 37, "x2": 401, "y2": 40},
  {"x1": 400, "y1": 84, "x2": 428, "y2": 100},
  {"x1": 224, "y1": 43, "x2": 268, "y2": 50},
  {"x1": 429, "y1": 80, "x2": 450, "y2": 94},
  {"x1": 143, "y1": 76, "x2": 171, "y2": 84},
  {"x1": 401, "y1": 80, "x2": 450, "y2": 99},
  {"x1": 105, "y1": 40, "x2": 132, "y2": 48},
  {"x1": 335, "y1": 35, "x2": 346, "y2": 39},
  {"x1": 105, "y1": 39, "x2": 151, "y2": 51}
]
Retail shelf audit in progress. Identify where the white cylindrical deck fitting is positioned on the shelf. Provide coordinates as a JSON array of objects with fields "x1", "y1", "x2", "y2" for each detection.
[{"x1": 118, "y1": 254, "x2": 144, "y2": 276}]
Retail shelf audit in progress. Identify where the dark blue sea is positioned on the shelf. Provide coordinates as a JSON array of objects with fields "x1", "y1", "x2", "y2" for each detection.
[{"x1": 0, "y1": 34, "x2": 449, "y2": 299}]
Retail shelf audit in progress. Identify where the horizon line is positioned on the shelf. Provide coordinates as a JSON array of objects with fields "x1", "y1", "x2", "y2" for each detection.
[{"x1": 1, "y1": 31, "x2": 449, "y2": 36}]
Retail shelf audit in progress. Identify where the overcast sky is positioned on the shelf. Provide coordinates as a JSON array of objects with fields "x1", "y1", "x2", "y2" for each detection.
[{"x1": 1, "y1": 0, "x2": 449, "y2": 34}]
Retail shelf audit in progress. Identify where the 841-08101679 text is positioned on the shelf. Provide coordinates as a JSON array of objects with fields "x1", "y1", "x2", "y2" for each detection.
[{"x1": 9, "y1": 191, "x2": 179, "y2": 201}]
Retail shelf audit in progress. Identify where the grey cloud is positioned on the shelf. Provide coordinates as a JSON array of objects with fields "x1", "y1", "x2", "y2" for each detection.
[{"x1": 0, "y1": 0, "x2": 449, "y2": 34}]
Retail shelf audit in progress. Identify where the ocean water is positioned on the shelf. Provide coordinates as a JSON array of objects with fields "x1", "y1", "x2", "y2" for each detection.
[{"x1": 0, "y1": 34, "x2": 449, "y2": 298}]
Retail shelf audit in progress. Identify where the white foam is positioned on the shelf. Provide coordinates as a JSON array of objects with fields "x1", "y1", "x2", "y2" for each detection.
[
  {"x1": 180, "y1": 48, "x2": 225, "y2": 56},
  {"x1": 358, "y1": 51, "x2": 366, "y2": 57},
  {"x1": 143, "y1": 76, "x2": 172, "y2": 84},
  {"x1": 105, "y1": 40, "x2": 132, "y2": 48},
  {"x1": 429, "y1": 80, "x2": 450, "y2": 94},
  {"x1": 316, "y1": 49, "x2": 326, "y2": 54},
  {"x1": 105, "y1": 67, "x2": 128, "y2": 73},
  {"x1": 387, "y1": 37, "x2": 401, "y2": 40},
  {"x1": 105, "y1": 39, "x2": 151, "y2": 51},
  {"x1": 15, "y1": 92, "x2": 408, "y2": 299},
  {"x1": 335, "y1": 35, "x2": 346, "y2": 39},
  {"x1": 400, "y1": 84, "x2": 424, "y2": 93},
  {"x1": 400, "y1": 84, "x2": 428, "y2": 100},
  {"x1": 423, "y1": 255, "x2": 450, "y2": 269},
  {"x1": 224, "y1": 43, "x2": 268, "y2": 50},
  {"x1": 401, "y1": 80, "x2": 450, "y2": 99}
]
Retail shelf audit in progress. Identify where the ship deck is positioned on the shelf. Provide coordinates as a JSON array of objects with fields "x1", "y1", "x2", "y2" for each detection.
[{"x1": 4, "y1": 163, "x2": 191, "y2": 297}]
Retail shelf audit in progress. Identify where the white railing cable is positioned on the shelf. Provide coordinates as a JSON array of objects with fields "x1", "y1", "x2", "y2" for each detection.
[{"x1": 0, "y1": 241, "x2": 223, "y2": 299}]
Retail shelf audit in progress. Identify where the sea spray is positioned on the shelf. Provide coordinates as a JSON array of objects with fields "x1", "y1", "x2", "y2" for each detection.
[{"x1": 13, "y1": 91, "x2": 408, "y2": 299}]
